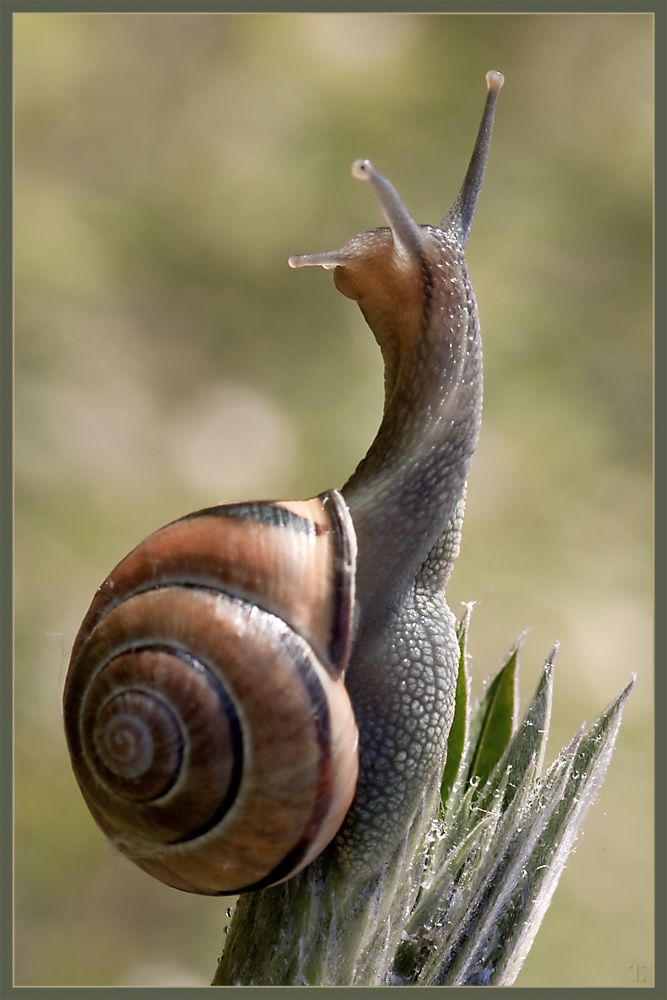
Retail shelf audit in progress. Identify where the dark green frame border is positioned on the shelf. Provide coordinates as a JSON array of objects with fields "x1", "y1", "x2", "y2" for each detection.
[
  {"x1": 1, "y1": 2, "x2": 663, "y2": 998},
  {"x1": 1, "y1": 0, "x2": 665, "y2": 12}
]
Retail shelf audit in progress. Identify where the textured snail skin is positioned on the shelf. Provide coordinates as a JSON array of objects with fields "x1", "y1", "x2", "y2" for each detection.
[{"x1": 337, "y1": 225, "x2": 481, "y2": 872}]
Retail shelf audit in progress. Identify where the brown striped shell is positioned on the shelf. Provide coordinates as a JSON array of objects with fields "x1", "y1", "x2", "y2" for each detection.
[{"x1": 63, "y1": 489, "x2": 359, "y2": 895}]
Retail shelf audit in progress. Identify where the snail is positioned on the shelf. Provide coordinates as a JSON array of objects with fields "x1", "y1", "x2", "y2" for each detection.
[{"x1": 63, "y1": 70, "x2": 504, "y2": 897}]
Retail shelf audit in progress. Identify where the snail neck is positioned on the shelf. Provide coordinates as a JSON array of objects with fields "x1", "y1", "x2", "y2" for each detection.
[{"x1": 342, "y1": 231, "x2": 482, "y2": 609}]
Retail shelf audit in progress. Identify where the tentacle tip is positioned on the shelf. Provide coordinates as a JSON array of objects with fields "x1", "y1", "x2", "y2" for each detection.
[
  {"x1": 288, "y1": 251, "x2": 341, "y2": 271},
  {"x1": 485, "y1": 70, "x2": 505, "y2": 94},
  {"x1": 352, "y1": 158, "x2": 374, "y2": 182}
]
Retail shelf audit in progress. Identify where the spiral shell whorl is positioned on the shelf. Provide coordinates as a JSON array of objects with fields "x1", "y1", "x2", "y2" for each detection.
[
  {"x1": 64, "y1": 491, "x2": 359, "y2": 895},
  {"x1": 90, "y1": 682, "x2": 184, "y2": 796}
]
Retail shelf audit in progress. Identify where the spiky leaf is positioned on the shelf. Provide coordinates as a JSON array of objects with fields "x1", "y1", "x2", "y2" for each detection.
[
  {"x1": 488, "y1": 675, "x2": 637, "y2": 985},
  {"x1": 395, "y1": 668, "x2": 635, "y2": 987},
  {"x1": 440, "y1": 605, "x2": 473, "y2": 807},
  {"x1": 475, "y1": 647, "x2": 556, "y2": 815},
  {"x1": 465, "y1": 634, "x2": 523, "y2": 790}
]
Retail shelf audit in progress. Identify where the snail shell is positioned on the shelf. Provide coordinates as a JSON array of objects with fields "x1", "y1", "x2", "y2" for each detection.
[{"x1": 63, "y1": 489, "x2": 359, "y2": 895}]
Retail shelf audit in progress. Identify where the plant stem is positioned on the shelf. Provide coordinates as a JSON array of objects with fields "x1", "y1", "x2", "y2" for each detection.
[{"x1": 212, "y1": 788, "x2": 438, "y2": 986}]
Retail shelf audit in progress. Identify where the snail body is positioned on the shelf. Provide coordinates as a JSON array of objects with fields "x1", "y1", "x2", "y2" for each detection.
[{"x1": 64, "y1": 72, "x2": 504, "y2": 895}]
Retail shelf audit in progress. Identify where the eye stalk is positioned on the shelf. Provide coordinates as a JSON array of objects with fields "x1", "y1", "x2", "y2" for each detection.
[{"x1": 441, "y1": 69, "x2": 504, "y2": 243}]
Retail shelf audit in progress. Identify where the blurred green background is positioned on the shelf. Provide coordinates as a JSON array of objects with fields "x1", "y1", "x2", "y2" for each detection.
[{"x1": 14, "y1": 11, "x2": 653, "y2": 988}]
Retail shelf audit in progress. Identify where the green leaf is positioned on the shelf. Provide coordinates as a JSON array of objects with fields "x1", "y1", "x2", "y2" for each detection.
[
  {"x1": 433, "y1": 752, "x2": 571, "y2": 986},
  {"x1": 395, "y1": 599, "x2": 635, "y2": 990},
  {"x1": 475, "y1": 646, "x2": 556, "y2": 814},
  {"x1": 434, "y1": 782, "x2": 485, "y2": 873},
  {"x1": 440, "y1": 604, "x2": 473, "y2": 808},
  {"x1": 417, "y1": 675, "x2": 635, "y2": 986},
  {"x1": 405, "y1": 810, "x2": 497, "y2": 943},
  {"x1": 465, "y1": 633, "x2": 523, "y2": 791},
  {"x1": 487, "y1": 674, "x2": 637, "y2": 985}
]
